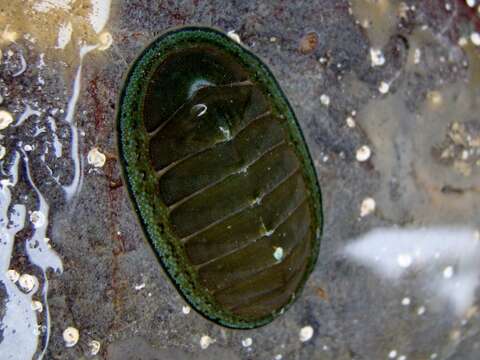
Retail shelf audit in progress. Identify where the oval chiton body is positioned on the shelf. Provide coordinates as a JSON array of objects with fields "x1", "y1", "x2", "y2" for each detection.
[{"x1": 117, "y1": 26, "x2": 322, "y2": 328}]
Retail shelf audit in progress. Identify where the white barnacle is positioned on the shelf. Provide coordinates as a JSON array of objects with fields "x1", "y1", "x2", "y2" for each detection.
[
  {"x1": 356, "y1": 145, "x2": 371, "y2": 162},
  {"x1": 98, "y1": 32, "x2": 113, "y2": 51},
  {"x1": 87, "y1": 147, "x2": 106, "y2": 168},
  {"x1": 63, "y1": 327, "x2": 80, "y2": 348},
  {"x1": 200, "y1": 335, "x2": 215, "y2": 349},
  {"x1": 241, "y1": 337, "x2": 253, "y2": 347},
  {"x1": 299, "y1": 325, "x2": 314, "y2": 342},
  {"x1": 0, "y1": 110, "x2": 14, "y2": 130},
  {"x1": 88, "y1": 340, "x2": 101, "y2": 355},
  {"x1": 18, "y1": 274, "x2": 38, "y2": 293},
  {"x1": 6, "y1": 269, "x2": 19, "y2": 283}
]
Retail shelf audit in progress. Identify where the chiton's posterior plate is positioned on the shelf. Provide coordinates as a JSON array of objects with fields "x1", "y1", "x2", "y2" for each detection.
[{"x1": 117, "y1": 26, "x2": 322, "y2": 328}]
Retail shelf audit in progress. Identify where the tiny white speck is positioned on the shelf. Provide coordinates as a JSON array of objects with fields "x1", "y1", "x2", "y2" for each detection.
[
  {"x1": 320, "y1": 94, "x2": 330, "y2": 106},
  {"x1": 379, "y1": 81, "x2": 390, "y2": 94},
  {"x1": 24, "y1": 144, "x2": 33, "y2": 152},
  {"x1": 445, "y1": 3, "x2": 452, "y2": 11},
  {"x1": 398, "y1": 356, "x2": 407, "y2": 360},
  {"x1": 466, "y1": 0, "x2": 476, "y2": 8},
  {"x1": 182, "y1": 305, "x2": 191, "y2": 314},
  {"x1": 401, "y1": 297, "x2": 411, "y2": 306},
  {"x1": 273, "y1": 247, "x2": 284, "y2": 261},
  {"x1": 356, "y1": 145, "x2": 371, "y2": 162},
  {"x1": 443, "y1": 266, "x2": 454, "y2": 279},
  {"x1": 471, "y1": 32, "x2": 480, "y2": 46},
  {"x1": 413, "y1": 48, "x2": 421, "y2": 64},
  {"x1": 360, "y1": 197, "x2": 376, "y2": 217},
  {"x1": 430, "y1": 353, "x2": 438, "y2": 359},
  {"x1": 397, "y1": 254, "x2": 412, "y2": 268},
  {"x1": 417, "y1": 306, "x2": 426, "y2": 315},
  {"x1": 0, "y1": 110, "x2": 14, "y2": 130},
  {"x1": 134, "y1": 283, "x2": 145, "y2": 290},
  {"x1": 241, "y1": 337, "x2": 253, "y2": 347},
  {"x1": 200, "y1": 335, "x2": 215, "y2": 349},
  {"x1": 274, "y1": 355, "x2": 283, "y2": 360},
  {"x1": 370, "y1": 48, "x2": 385, "y2": 66},
  {"x1": 87, "y1": 147, "x2": 107, "y2": 168},
  {"x1": 299, "y1": 325, "x2": 314, "y2": 342},
  {"x1": 389, "y1": 350, "x2": 398, "y2": 358}
]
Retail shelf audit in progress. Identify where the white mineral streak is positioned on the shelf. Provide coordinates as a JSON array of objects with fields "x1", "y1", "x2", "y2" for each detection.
[
  {"x1": 12, "y1": 53, "x2": 27, "y2": 77},
  {"x1": 14, "y1": 104, "x2": 41, "y2": 127},
  {"x1": 62, "y1": 43, "x2": 98, "y2": 200},
  {"x1": 56, "y1": 22, "x2": 73, "y2": 49},
  {"x1": 89, "y1": 0, "x2": 112, "y2": 33},
  {"x1": 32, "y1": 0, "x2": 73, "y2": 13},
  {"x1": 0, "y1": 153, "x2": 39, "y2": 359}
]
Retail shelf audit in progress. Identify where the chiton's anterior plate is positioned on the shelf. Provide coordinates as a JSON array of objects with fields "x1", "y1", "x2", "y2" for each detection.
[{"x1": 117, "y1": 26, "x2": 322, "y2": 328}]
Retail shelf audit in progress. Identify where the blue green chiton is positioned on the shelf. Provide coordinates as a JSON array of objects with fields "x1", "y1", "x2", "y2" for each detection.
[{"x1": 117, "y1": 26, "x2": 322, "y2": 328}]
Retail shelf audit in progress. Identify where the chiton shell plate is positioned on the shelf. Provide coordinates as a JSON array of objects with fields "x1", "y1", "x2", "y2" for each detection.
[{"x1": 117, "y1": 27, "x2": 322, "y2": 328}]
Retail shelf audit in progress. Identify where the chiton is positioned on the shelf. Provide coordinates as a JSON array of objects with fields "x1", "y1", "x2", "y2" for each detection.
[{"x1": 117, "y1": 27, "x2": 322, "y2": 328}]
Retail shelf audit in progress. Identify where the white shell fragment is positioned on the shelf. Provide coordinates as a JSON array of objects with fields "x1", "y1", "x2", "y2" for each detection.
[
  {"x1": 360, "y1": 197, "x2": 376, "y2": 217},
  {"x1": 227, "y1": 30, "x2": 242, "y2": 44},
  {"x1": 299, "y1": 325, "x2": 314, "y2": 342},
  {"x1": 182, "y1": 305, "x2": 191, "y2": 314},
  {"x1": 320, "y1": 94, "x2": 330, "y2": 106},
  {"x1": 379, "y1": 81, "x2": 390, "y2": 94},
  {"x1": 346, "y1": 116, "x2": 356, "y2": 128},
  {"x1": 63, "y1": 326, "x2": 80, "y2": 348},
  {"x1": 87, "y1": 147, "x2": 107, "y2": 168},
  {"x1": 0, "y1": 144, "x2": 6, "y2": 159},
  {"x1": 0, "y1": 110, "x2": 14, "y2": 130},
  {"x1": 370, "y1": 48, "x2": 385, "y2": 66},
  {"x1": 200, "y1": 335, "x2": 215, "y2": 349},
  {"x1": 356, "y1": 145, "x2": 371, "y2": 162}
]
